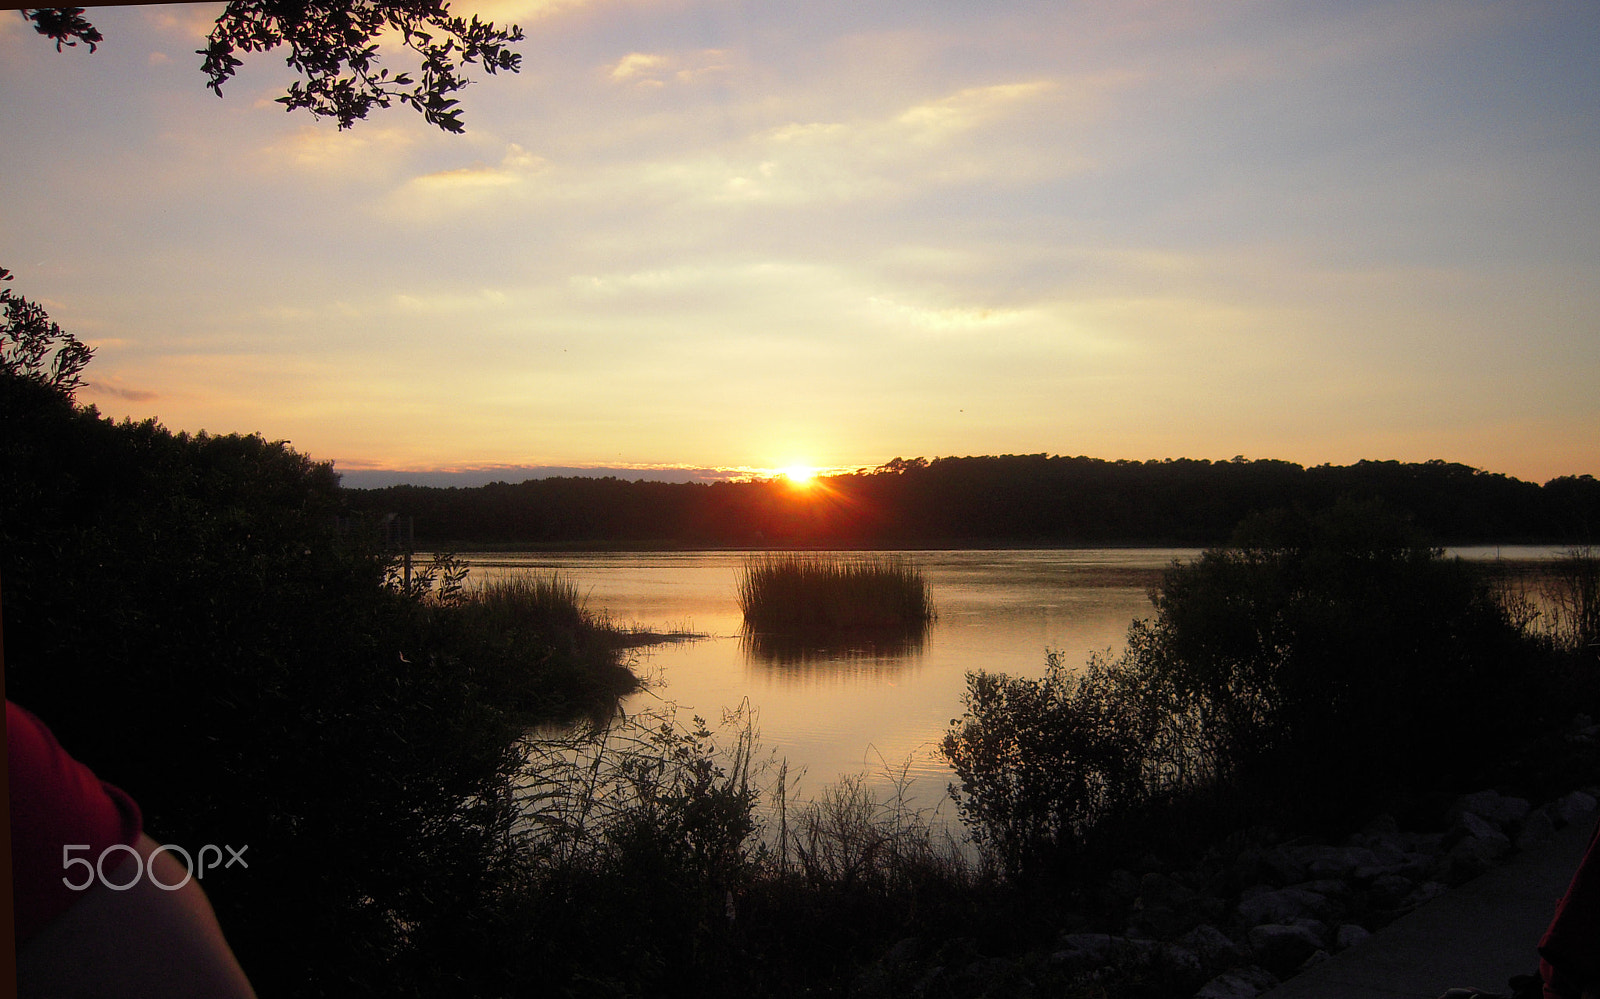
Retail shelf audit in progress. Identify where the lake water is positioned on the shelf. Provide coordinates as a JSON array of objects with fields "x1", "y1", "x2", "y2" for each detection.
[{"x1": 464, "y1": 545, "x2": 1567, "y2": 814}]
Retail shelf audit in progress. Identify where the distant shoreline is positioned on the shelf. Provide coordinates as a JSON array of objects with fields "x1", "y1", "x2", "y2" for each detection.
[{"x1": 414, "y1": 539, "x2": 1578, "y2": 556}]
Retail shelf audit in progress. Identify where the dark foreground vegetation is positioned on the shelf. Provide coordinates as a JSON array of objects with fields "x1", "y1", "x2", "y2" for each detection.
[
  {"x1": 6, "y1": 277, "x2": 1600, "y2": 996},
  {"x1": 348, "y1": 453, "x2": 1600, "y2": 549}
]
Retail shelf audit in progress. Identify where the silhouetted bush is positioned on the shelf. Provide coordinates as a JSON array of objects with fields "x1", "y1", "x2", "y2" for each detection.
[
  {"x1": 0, "y1": 371, "x2": 636, "y2": 996},
  {"x1": 944, "y1": 500, "x2": 1558, "y2": 880}
]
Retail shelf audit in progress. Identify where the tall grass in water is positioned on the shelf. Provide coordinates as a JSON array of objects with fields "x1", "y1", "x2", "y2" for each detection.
[
  {"x1": 463, "y1": 572, "x2": 594, "y2": 635},
  {"x1": 1545, "y1": 547, "x2": 1600, "y2": 655},
  {"x1": 447, "y1": 571, "x2": 640, "y2": 718},
  {"x1": 737, "y1": 552, "x2": 934, "y2": 632}
]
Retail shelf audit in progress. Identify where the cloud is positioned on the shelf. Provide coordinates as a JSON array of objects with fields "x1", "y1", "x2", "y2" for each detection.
[
  {"x1": 864, "y1": 296, "x2": 1037, "y2": 335},
  {"x1": 606, "y1": 49, "x2": 734, "y2": 87},
  {"x1": 896, "y1": 81, "x2": 1058, "y2": 140},
  {"x1": 610, "y1": 52, "x2": 668, "y2": 83},
  {"x1": 84, "y1": 379, "x2": 159, "y2": 402},
  {"x1": 468, "y1": 0, "x2": 604, "y2": 24},
  {"x1": 384, "y1": 143, "x2": 548, "y2": 215},
  {"x1": 258, "y1": 124, "x2": 422, "y2": 179},
  {"x1": 334, "y1": 463, "x2": 753, "y2": 488},
  {"x1": 597, "y1": 77, "x2": 1075, "y2": 209},
  {"x1": 140, "y1": 2, "x2": 227, "y2": 40}
]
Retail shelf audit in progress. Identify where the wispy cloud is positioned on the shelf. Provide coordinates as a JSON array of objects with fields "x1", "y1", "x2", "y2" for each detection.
[
  {"x1": 84, "y1": 379, "x2": 159, "y2": 403},
  {"x1": 607, "y1": 49, "x2": 734, "y2": 87}
]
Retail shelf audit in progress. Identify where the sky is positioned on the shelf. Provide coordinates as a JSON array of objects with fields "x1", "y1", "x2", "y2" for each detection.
[{"x1": 2, "y1": 1, "x2": 1597, "y2": 487}]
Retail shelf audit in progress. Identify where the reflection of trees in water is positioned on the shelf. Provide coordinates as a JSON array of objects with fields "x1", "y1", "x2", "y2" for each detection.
[{"x1": 740, "y1": 623, "x2": 930, "y2": 679}]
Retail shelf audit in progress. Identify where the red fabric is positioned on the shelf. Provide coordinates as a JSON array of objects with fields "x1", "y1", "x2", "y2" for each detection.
[
  {"x1": 1541, "y1": 817, "x2": 1600, "y2": 998},
  {"x1": 7, "y1": 699, "x2": 143, "y2": 944}
]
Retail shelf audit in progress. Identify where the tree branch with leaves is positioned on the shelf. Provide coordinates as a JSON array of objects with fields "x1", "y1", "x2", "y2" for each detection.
[
  {"x1": 21, "y1": 2, "x2": 524, "y2": 134},
  {"x1": 0, "y1": 268, "x2": 94, "y2": 397}
]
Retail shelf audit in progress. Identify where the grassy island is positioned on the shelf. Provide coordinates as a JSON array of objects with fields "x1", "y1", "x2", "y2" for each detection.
[{"x1": 737, "y1": 552, "x2": 935, "y2": 632}]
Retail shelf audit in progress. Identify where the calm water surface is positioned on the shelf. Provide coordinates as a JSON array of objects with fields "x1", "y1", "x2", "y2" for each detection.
[{"x1": 465, "y1": 546, "x2": 1565, "y2": 810}]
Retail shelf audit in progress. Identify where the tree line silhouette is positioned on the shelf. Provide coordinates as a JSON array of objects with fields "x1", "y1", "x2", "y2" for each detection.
[{"x1": 346, "y1": 454, "x2": 1600, "y2": 548}]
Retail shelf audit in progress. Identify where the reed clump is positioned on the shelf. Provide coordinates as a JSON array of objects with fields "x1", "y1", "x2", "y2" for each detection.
[
  {"x1": 444, "y1": 571, "x2": 640, "y2": 717},
  {"x1": 462, "y1": 571, "x2": 594, "y2": 634},
  {"x1": 737, "y1": 552, "x2": 934, "y2": 632}
]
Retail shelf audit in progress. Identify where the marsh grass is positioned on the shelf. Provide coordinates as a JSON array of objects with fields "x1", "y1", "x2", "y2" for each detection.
[
  {"x1": 737, "y1": 552, "x2": 934, "y2": 633},
  {"x1": 1545, "y1": 547, "x2": 1600, "y2": 655},
  {"x1": 439, "y1": 571, "x2": 641, "y2": 718},
  {"x1": 463, "y1": 571, "x2": 593, "y2": 633}
]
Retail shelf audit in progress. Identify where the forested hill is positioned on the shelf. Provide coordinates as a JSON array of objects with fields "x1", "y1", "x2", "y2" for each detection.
[{"x1": 343, "y1": 455, "x2": 1600, "y2": 548}]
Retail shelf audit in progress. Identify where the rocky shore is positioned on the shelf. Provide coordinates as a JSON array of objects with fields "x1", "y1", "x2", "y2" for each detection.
[{"x1": 851, "y1": 785, "x2": 1599, "y2": 999}]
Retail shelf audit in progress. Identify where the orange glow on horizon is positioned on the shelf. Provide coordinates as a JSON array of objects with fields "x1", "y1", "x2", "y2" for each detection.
[{"x1": 780, "y1": 464, "x2": 819, "y2": 487}]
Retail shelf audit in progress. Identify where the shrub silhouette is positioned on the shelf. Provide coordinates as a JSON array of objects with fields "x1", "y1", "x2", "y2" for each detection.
[{"x1": 944, "y1": 499, "x2": 1552, "y2": 878}]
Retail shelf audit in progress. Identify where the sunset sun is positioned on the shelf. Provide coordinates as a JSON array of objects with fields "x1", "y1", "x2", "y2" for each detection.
[{"x1": 781, "y1": 464, "x2": 818, "y2": 487}]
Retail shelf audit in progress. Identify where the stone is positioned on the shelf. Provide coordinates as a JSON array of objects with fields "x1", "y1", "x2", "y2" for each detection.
[
  {"x1": 1359, "y1": 813, "x2": 1402, "y2": 841},
  {"x1": 1247, "y1": 923, "x2": 1326, "y2": 977},
  {"x1": 1258, "y1": 847, "x2": 1308, "y2": 886},
  {"x1": 1051, "y1": 934, "x2": 1198, "y2": 976},
  {"x1": 1292, "y1": 879, "x2": 1353, "y2": 906},
  {"x1": 1516, "y1": 808, "x2": 1558, "y2": 850},
  {"x1": 1369, "y1": 873, "x2": 1417, "y2": 909},
  {"x1": 1051, "y1": 933, "x2": 1150, "y2": 973},
  {"x1": 1401, "y1": 881, "x2": 1449, "y2": 909},
  {"x1": 1557, "y1": 791, "x2": 1598, "y2": 826},
  {"x1": 1452, "y1": 810, "x2": 1511, "y2": 847},
  {"x1": 1297, "y1": 949, "x2": 1331, "y2": 972},
  {"x1": 1140, "y1": 871, "x2": 1196, "y2": 909},
  {"x1": 1335, "y1": 924, "x2": 1372, "y2": 950},
  {"x1": 1101, "y1": 869, "x2": 1142, "y2": 912},
  {"x1": 1300, "y1": 844, "x2": 1380, "y2": 880},
  {"x1": 1448, "y1": 829, "x2": 1511, "y2": 881},
  {"x1": 1452, "y1": 790, "x2": 1532, "y2": 829},
  {"x1": 1236, "y1": 887, "x2": 1329, "y2": 926},
  {"x1": 1193, "y1": 965, "x2": 1279, "y2": 999},
  {"x1": 1177, "y1": 924, "x2": 1245, "y2": 970}
]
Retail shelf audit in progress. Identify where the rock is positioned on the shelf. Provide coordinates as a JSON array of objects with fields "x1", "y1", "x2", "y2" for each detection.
[
  {"x1": 1452, "y1": 810, "x2": 1511, "y2": 846},
  {"x1": 1516, "y1": 808, "x2": 1558, "y2": 850},
  {"x1": 1237, "y1": 887, "x2": 1329, "y2": 926},
  {"x1": 1359, "y1": 813, "x2": 1402, "y2": 841},
  {"x1": 1335, "y1": 924, "x2": 1371, "y2": 950},
  {"x1": 1141, "y1": 871, "x2": 1196, "y2": 909},
  {"x1": 950, "y1": 956, "x2": 1035, "y2": 999},
  {"x1": 1247, "y1": 923, "x2": 1326, "y2": 977},
  {"x1": 1051, "y1": 933, "x2": 1145, "y2": 973},
  {"x1": 883, "y1": 937, "x2": 921, "y2": 965},
  {"x1": 1447, "y1": 828, "x2": 1511, "y2": 881},
  {"x1": 1557, "y1": 791, "x2": 1598, "y2": 826},
  {"x1": 849, "y1": 937, "x2": 925, "y2": 999},
  {"x1": 1401, "y1": 881, "x2": 1449, "y2": 909},
  {"x1": 1297, "y1": 949, "x2": 1331, "y2": 972},
  {"x1": 1369, "y1": 873, "x2": 1417, "y2": 909},
  {"x1": 1101, "y1": 869, "x2": 1142, "y2": 913},
  {"x1": 1258, "y1": 847, "x2": 1308, "y2": 886},
  {"x1": 1297, "y1": 844, "x2": 1380, "y2": 880},
  {"x1": 1452, "y1": 790, "x2": 1532, "y2": 829},
  {"x1": 1401, "y1": 831, "x2": 1445, "y2": 855},
  {"x1": 1292, "y1": 879, "x2": 1354, "y2": 906},
  {"x1": 1352, "y1": 840, "x2": 1411, "y2": 878},
  {"x1": 1050, "y1": 934, "x2": 1199, "y2": 976},
  {"x1": 1193, "y1": 965, "x2": 1279, "y2": 999},
  {"x1": 1177, "y1": 924, "x2": 1245, "y2": 970}
]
